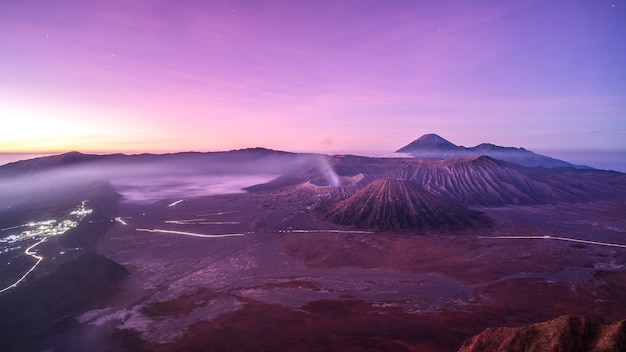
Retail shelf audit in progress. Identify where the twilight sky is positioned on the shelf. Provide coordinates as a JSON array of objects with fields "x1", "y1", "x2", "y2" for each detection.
[{"x1": 1, "y1": 0, "x2": 625, "y2": 154}]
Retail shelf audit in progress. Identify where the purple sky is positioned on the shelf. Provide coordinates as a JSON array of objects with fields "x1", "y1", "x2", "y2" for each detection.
[{"x1": 1, "y1": 0, "x2": 625, "y2": 154}]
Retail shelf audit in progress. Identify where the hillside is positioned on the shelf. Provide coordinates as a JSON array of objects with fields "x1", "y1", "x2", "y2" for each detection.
[
  {"x1": 328, "y1": 155, "x2": 626, "y2": 206},
  {"x1": 396, "y1": 133, "x2": 579, "y2": 168},
  {"x1": 322, "y1": 179, "x2": 489, "y2": 231}
]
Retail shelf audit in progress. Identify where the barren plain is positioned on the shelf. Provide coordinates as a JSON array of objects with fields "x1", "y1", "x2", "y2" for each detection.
[
  {"x1": 43, "y1": 193, "x2": 626, "y2": 351},
  {"x1": 1, "y1": 149, "x2": 625, "y2": 351}
]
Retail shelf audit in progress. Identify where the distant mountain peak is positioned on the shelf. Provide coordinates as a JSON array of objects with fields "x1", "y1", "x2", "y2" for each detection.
[
  {"x1": 396, "y1": 134, "x2": 457, "y2": 153},
  {"x1": 396, "y1": 134, "x2": 578, "y2": 168},
  {"x1": 414, "y1": 133, "x2": 456, "y2": 146},
  {"x1": 473, "y1": 143, "x2": 527, "y2": 152},
  {"x1": 62, "y1": 151, "x2": 85, "y2": 156},
  {"x1": 472, "y1": 143, "x2": 499, "y2": 150}
]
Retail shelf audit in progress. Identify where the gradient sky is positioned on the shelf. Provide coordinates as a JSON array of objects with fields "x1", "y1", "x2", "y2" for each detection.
[{"x1": 1, "y1": 0, "x2": 625, "y2": 154}]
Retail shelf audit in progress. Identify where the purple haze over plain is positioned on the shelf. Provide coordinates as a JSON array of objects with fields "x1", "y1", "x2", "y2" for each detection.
[{"x1": 1, "y1": 0, "x2": 625, "y2": 156}]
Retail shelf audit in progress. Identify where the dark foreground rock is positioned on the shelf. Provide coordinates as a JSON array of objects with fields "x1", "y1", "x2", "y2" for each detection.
[
  {"x1": 0, "y1": 251, "x2": 128, "y2": 351},
  {"x1": 459, "y1": 315, "x2": 626, "y2": 352}
]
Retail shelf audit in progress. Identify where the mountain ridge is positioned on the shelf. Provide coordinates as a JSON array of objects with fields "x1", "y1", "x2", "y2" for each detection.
[
  {"x1": 3, "y1": 147, "x2": 624, "y2": 209},
  {"x1": 396, "y1": 133, "x2": 583, "y2": 168},
  {"x1": 0, "y1": 148, "x2": 301, "y2": 178},
  {"x1": 323, "y1": 154, "x2": 626, "y2": 206}
]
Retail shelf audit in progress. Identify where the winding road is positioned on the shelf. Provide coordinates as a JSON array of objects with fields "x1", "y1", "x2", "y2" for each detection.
[
  {"x1": 478, "y1": 235, "x2": 626, "y2": 248},
  {"x1": 0, "y1": 239, "x2": 46, "y2": 294},
  {"x1": 136, "y1": 228, "x2": 246, "y2": 238}
]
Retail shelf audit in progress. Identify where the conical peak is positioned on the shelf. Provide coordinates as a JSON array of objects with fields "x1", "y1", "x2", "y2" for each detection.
[
  {"x1": 396, "y1": 134, "x2": 457, "y2": 153},
  {"x1": 413, "y1": 134, "x2": 456, "y2": 147},
  {"x1": 417, "y1": 134, "x2": 454, "y2": 144}
]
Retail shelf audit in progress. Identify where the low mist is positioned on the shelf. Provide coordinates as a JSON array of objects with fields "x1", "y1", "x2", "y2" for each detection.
[
  {"x1": 0, "y1": 150, "x2": 340, "y2": 209},
  {"x1": 113, "y1": 175, "x2": 278, "y2": 203}
]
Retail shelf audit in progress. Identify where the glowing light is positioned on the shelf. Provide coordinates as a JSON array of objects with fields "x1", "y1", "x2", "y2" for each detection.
[
  {"x1": 168, "y1": 200, "x2": 185, "y2": 207},
  {"x1": 164, "y1": 218, "x2": 206, "y2": 224},
  {"x1": 136, "y1": 228, "x2": 245, "y2": 238},
  {"x1": 165, "y1": 219, "x2": 239, "y2": 225},
  {"x1": 0, "y1": 238, "x2": 46, "y2": 294},
  {"x1": 197, "y1": 222, "x2": 240, "y2": 225},
  {"x1": 283, "y1": 229, "x2": 375, "y2": 234},
  {"x1": 114, "y1": 217, "x2": 128, "y2": 226},
  {"x1": 195, "y1": 211, "x2": 240, "y2": 216},
  {"x1": 0, "y1": 225, "x2": 27, "y2": 232},
  {"x1": 0, "y1": 201, "x2": 93, "y2": 293},
  {"x1": 478, "y1": 235, "x2": 626, "y2": 249},
  {"x1": 70, "y1": 200, "x2": 93, "y2": 218}
]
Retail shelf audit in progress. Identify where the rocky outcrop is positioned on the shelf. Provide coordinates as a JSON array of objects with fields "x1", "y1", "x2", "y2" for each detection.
[{"x1": 459, "y1": 315, "x2": 626, "y2": 352}]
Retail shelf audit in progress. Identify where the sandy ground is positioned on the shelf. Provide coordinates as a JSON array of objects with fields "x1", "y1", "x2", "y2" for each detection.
[{"x1": 33, "y1": 189, "x2": 626, "y2": 351}]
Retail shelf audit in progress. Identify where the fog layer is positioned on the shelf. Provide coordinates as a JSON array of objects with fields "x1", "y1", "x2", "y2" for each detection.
[{"x1": 0, "y1": 150, "x2": 337, "y2": 209}]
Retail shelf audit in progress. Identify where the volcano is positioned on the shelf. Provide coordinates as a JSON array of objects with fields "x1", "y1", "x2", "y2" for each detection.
[
  {"x1": 396, "y1": 133, "x2": 580, "y2": 168},
  {"x1": 396, "y1": 133, "x2": 458, "y2": 151},
  {"x1": 322, "y1": 179, "x2": 489, "y2": 231}
]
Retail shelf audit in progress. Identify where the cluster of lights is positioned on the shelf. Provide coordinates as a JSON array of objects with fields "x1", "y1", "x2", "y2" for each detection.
[
  {"x1": 0, "y1": 201, "x2": 92, "y2": 245},
  {"x1": 0, "y1": 200, "x2": 94, "y2": 294},
  {"x1": 0, "y1": 219, "x2": 77, "y2": 244},
  {"x1": 70, "y1": 201, "x2": 93, "y2": 218}
]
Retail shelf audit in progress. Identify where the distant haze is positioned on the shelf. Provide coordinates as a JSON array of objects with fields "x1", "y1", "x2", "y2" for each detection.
[
  {"x1": 536, "y1": 149, "x2": 626, "y2": 173},
  {"x1": 0, "y1": 153, "x2": 53, "y2": 167},
  {"x1": 113, "y1": 175, "x2": 278, "y2": 203},
  {"x1": 2, "y1": 149, "x2": 625, "y2": 173}
]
